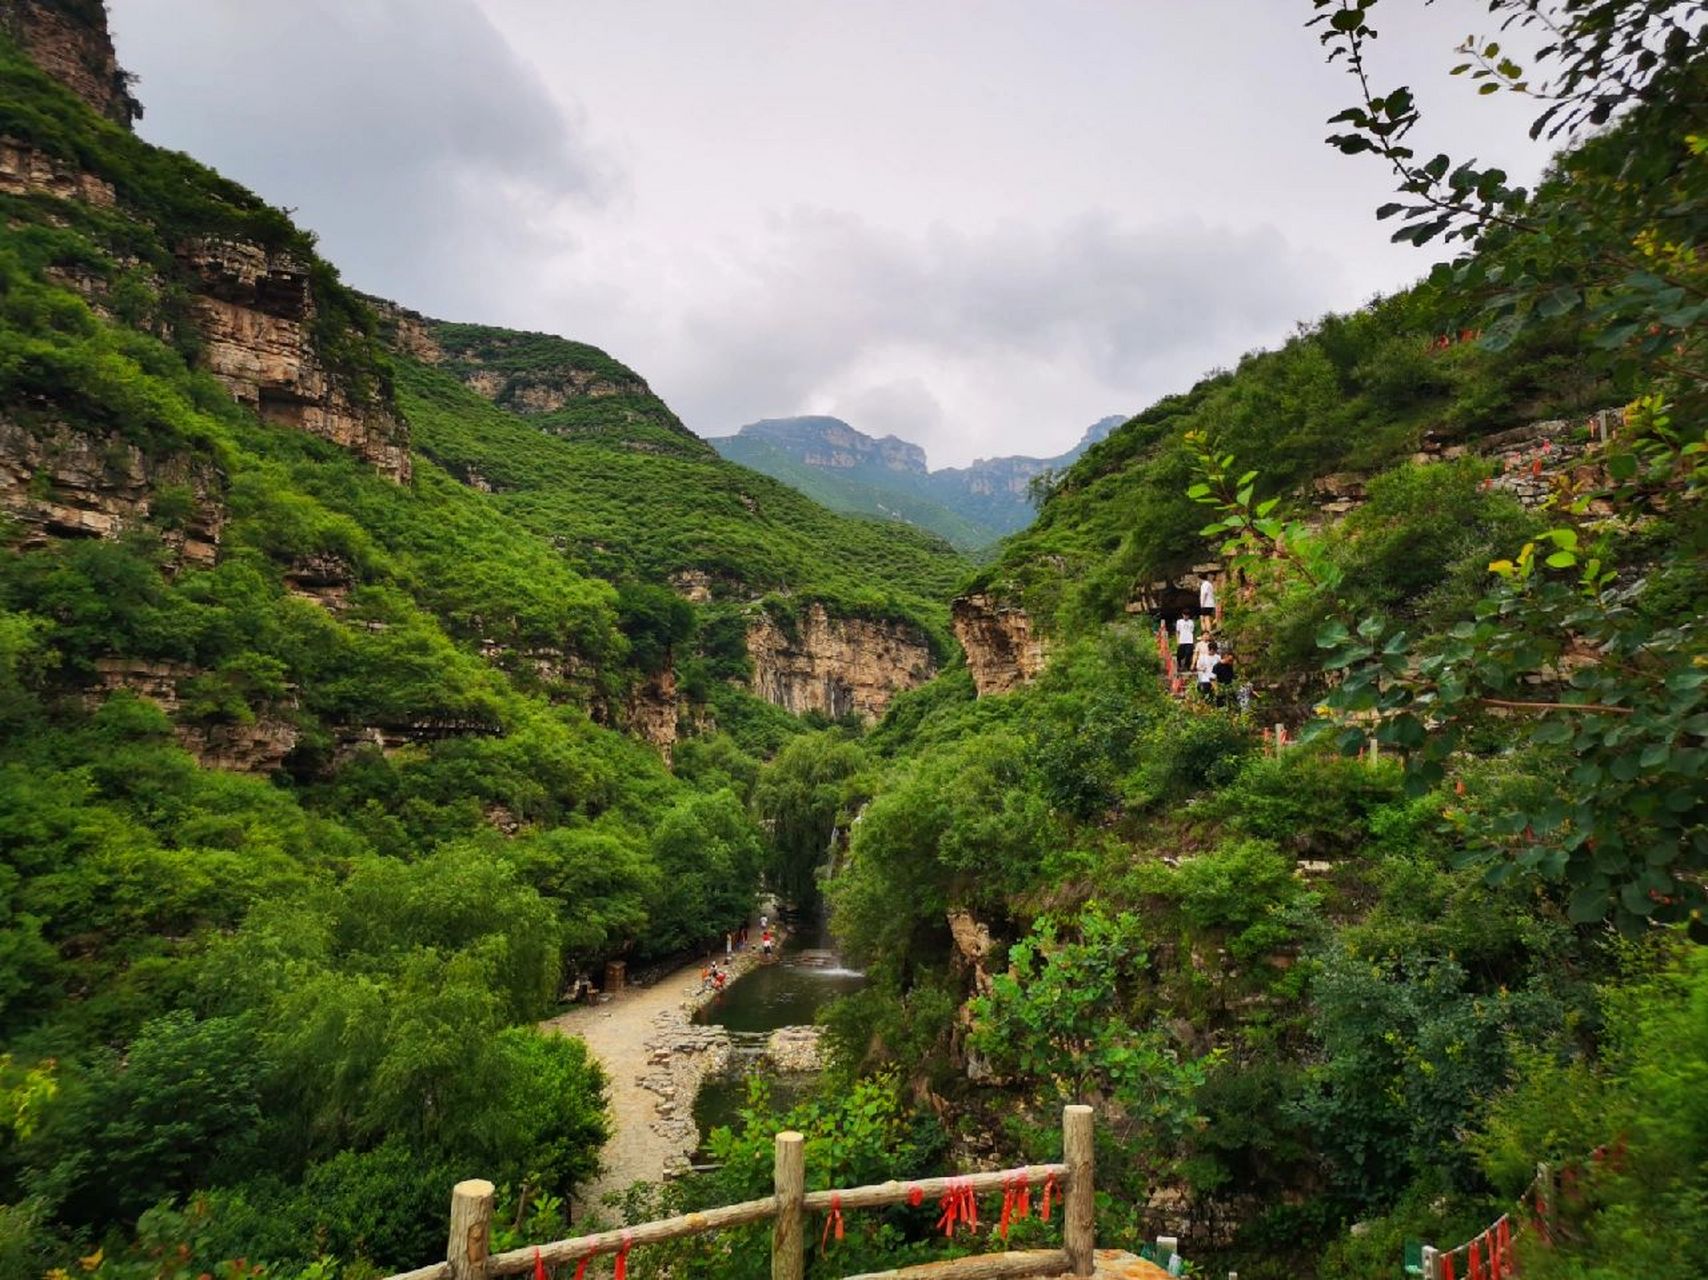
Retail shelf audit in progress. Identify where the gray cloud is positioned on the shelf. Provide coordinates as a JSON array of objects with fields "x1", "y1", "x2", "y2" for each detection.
[
  {"x1": 656, "y1": 210, "x2": 1337, "y2": 463},
  {"x1": 108, "y1": 0, "x2": 616, "y2": 319},
  {"x1": 105, "y1": 0, "x2": 1556, "y2": 465}
]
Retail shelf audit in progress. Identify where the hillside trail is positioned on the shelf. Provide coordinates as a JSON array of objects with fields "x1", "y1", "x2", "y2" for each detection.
[{"x1": 542, "y1": 921, "x2": 780, "y2": 1215}]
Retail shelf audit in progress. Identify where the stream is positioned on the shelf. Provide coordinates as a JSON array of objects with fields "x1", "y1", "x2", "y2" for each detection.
[{"x1": 691, "y1": 920, "x2": 865, "y2": 1145}]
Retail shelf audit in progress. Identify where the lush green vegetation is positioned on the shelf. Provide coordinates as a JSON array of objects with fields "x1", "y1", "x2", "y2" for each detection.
[
  {"x1": 3, "y1": 3, "x2": 1705, "y2": 1280},
  {"x1": 705, "y1": 6, "x2": 1706, "y2": 1279},
  {"x1": 0, "y1": 19, "x2": 944, "y2": 1278},
  {"x1": 397, "y1": 359, "x2": 967, "y2": 654},
  {"x1": 424, "y1": 322, "x2": 712, "y2": 459}
]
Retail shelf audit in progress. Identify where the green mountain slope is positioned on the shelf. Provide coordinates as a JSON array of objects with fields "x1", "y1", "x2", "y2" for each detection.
[
  {"x1": 0, "y1": 8, "x2": 965, "y2": 1273},
  {"x1": 394, "y1": 357, "x2": 966, "y2": 645},
  {"x1": 708, "y1": 414, "x2": 1127, "y2": 549},
  {"x1": 706, "y1": 431, "x2": 997, "y2": 551}
]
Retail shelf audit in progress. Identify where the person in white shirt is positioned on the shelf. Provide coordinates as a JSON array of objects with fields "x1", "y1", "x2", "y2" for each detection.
[
  {"x1": 1199, "y1": 574, "x2": 1217, "y2": 624},
  {"x1": 1195, "y1": 640, "x2": 1219, "y2": 699},
  {"x1": 1174, "y1": 613, "x2": 1195, "y2": 674}
]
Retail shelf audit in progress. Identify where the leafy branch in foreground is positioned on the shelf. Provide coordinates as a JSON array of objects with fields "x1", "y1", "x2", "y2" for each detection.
[{"x1": 1186, "y1": 397, "x2": 1706, "y2": 938}]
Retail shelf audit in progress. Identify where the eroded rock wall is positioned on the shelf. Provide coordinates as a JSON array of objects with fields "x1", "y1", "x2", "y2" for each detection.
[
  {"x1": 626, "y1": 665, "x2": 681, "y2": 761},
  {"x1": 0, "y1": 419, "x2": 223, "y2": 565},
  {"x1": 952, "y1": 592, "x2": 1047, "y2": 697},
  {"x1": 746, "y1": 603, "x2": 935, "y2": 722},
  {"x1": 0, "y1": 136, "x2": 115, "y2": 204},
  {"x1": 178, "y1": 239, "x2": 411, "y2": 482},
  {"x1": 3, "y1": 0, "x2": 141, "y2": 126}
]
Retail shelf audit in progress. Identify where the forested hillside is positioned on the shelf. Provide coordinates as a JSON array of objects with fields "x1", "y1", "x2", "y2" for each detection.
[
  {"x1": 644, "y1": 5, "x2": 1708, "y2": 1280},
  {"x1": 0, "y1": 3, "x2": 963, "y2": 1274},
  {"x1": 709, "y1": 414, "x2": 1127, "y2": 550},
  {"x1": 0, "y1": 2, "x2": 1704, "y2": 1280}
]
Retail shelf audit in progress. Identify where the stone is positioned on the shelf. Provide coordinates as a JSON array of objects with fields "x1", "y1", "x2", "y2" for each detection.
[
  {"x1": 0, "y1": 137, "x2": 116, "y2": 206},
  {"x1": 745, "y1": 602, "x2": 935, "y2": 721},
  {"x1": 0, "y1": 419, "x2": 224, "y2": 567},
  {"x1": 4, "y1": 0, "x2": 142, "y2": 126},
  {"x1": 953, "y1": 592, "x2": 1048, "y2": 696},
  {"x1": 177, "y1": 238, "x2": 411, "y2": 483},
  {"x1": 625, "y1": 664, "x2": 680, "y2": 760}
]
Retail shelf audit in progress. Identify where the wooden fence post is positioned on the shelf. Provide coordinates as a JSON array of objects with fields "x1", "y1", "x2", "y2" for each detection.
[
  {"x1": 1421, "y1": 1245, "x2": 1439, "y2": 1280},
  {"x1": 1063, "y1": 1104, "x2": 1095, "y2": 1276},
  {"x1": 447, "y1": 1180, "x2": 494, "y2": 1280},
  {"x1": 773, "y1": 1130, "x2": 805, "y2": 1280}
]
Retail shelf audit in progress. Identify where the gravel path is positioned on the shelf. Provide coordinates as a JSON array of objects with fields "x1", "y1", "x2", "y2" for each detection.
[{"x1": 542, "y1": 934, "x2": 780, "y2": 1214}]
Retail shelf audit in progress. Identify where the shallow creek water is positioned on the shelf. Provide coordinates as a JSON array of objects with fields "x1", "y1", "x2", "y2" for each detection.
[{"x1": 691, "y1": 923, "x2": 864, "y2": 1143}]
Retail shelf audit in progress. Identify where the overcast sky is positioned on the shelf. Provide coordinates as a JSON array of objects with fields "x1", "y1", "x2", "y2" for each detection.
[{"x1": 105, "y1": 1, "x2": 1557, "y2": 467}]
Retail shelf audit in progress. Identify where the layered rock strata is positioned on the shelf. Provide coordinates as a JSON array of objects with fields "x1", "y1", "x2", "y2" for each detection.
[
  {"x1": 952, "y1": 593, "x2": 1048, "y2": 697},
  {"x1": 3, "y1": 0, "x2": 141, "y2": 126},
  {"x1": 626, "y1": 665, "x2": 681, "y2": 761},
  {"x1": 0, "y1": 420, "x2": 223, "y2": 565},
  {"x1": 177, "y1": 239, "x2": 411, "y2": 482},
  {"x1": 745, "y1": 603, "x2": 935, "y2": 721},
  {"x1": 0, "y1": 137, "x2": 115, "y2": 205}
]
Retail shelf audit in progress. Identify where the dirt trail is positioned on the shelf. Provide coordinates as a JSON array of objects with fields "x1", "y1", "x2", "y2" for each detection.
[{"x1": 542, "y1": 931, "x2": 779, "y2": 1214}]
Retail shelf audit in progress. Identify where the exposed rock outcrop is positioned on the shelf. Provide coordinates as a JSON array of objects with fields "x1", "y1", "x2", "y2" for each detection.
[
  {"x1": 3, "y1": 0, "x2": 141, "y2": 126},
  {"x1": 89, "y1": 658, "x2": 300, "y2": 774},
  {"x1": 626, "y1": 665, "x2": 680, "y2": 761},
  {"x1": 177, "y1": 238, "x2": 411, "y2": 482},
  {"x1": 745, "y1": 603, "x2": 935, "y2": 722},
  {"x1": 0, "y1": 136, "x2": 115, "y2": 205},
  {"x1": 363, "y1": 295, "x2": 445, "y2": 365},
  {"x1": 0, "y1": 419, "x2": 223, "y2": 565},
  {"x1": 952, "y1": 593, "x2": 1048, "y2": 697}
]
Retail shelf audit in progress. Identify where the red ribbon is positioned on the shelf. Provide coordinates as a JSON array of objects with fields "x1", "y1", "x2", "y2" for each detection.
[
  {"x1": 1441, "y1": 1250, "x2": 1455, "y2": 1280},
  {"x1": 907, "y1": 1184, "x2": 924, "y2": 1208},
  {"x1": 1040, "y1": 1172, "x2": 1059, "y2": 1223},
  {"x1": 533, "y1": 1249, "x2": 546, "y2": 1280},
  {"x1": 999, "y1": 1173, "x2": 1033, "y2": 1240},
  {"x1": 1497, "y1": 1217, "x2": 1512, "y2": 1276},
  {"x1": 572, "y1": 1259, "x2": 587, "y2": 1280},
  {"x1": 821, "y1": 1192, "x2": 844, "y2": 1251},
  {"x1": 935, "y1": 1178, "x2": 980, "y2": 1238},
  {"x1": 1468, "y1": 1236, "x2": 1484, "y2": 1280},
  {"x1": 613, "y1": 1233, "x2": 631, "y2": 1280}
]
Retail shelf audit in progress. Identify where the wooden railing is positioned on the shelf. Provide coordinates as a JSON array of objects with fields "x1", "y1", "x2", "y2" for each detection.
[{"x1": 386, "y1": 1104, "x2": 1095, "y2": 1280}]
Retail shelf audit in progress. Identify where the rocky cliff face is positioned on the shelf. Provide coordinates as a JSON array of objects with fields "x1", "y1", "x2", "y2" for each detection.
[
  {"x1": 745, "y1": 603, "x2": 935, "y2": 722},
  {"x1": 721, "y1": 417, "x2": 930, "y2": 474},
  {"x1": 952, "y1": 593, "x2": 1048, "y2": 697},
  {"x1": 179, "y1": 239, "x2": 411, "y2": 483},
  {"x1": 90, "y1": 658, "x2": 300, "y2": 774},
  {"x1": 625, "y1": 666, "x2": 681, "y2": 761},
  {"x1": 3, "y1": 0, "x2": 140, "y2": 126},
  {"x1": 0, "y1": 419, "x2": 224, "y2": 565},
  {"x1": 0, "y1": 136, "x2": 115, "y2": 204}
]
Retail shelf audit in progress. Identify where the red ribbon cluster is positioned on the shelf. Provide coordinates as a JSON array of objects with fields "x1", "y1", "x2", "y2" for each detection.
[
  {"x1": 1040, "y1": 1172, "x2": 1059, "y2": 1224},
  {"x1": 1443, "y1": 1216, "x2": 1515, "y2": 1280},
  {"x1": 935, "y1": 1178, "x2": 980, "y2": 1238},
  {"x1": 997, "y1": 1174, "x2": 1032, "y2": 1240},
  {"x1": 613, "y1": 1233, "x2": 631, "y2": 1280},
  {"x1": 820, "y1": 1192, "x2": 845, "y2": 1251}
]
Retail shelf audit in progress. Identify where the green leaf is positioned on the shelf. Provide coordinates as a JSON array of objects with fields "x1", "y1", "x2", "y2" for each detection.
[
  {"x1": 1567, "y1": 885, "x2": 1607, "y2": 923},
  {"x1": 1545, "y1": 551, "x2": 1576, "y2": 569}
]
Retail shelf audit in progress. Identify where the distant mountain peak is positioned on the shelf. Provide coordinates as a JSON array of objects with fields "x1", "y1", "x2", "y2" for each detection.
[
  {"x1": 708, "y1": 412, "x2": 1129, "y2": 548},
  {"x1": 717, "y1": 416, "x2": 929, "y2": 475}
]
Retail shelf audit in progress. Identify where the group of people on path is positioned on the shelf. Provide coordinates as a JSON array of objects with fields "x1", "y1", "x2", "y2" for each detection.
[
  {"x1": 1171, "y1": 574, "x2": 1248, "y2": 709},
  {"x1": 701, "y1": 912, "x2": 777, "y2": 994}
]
